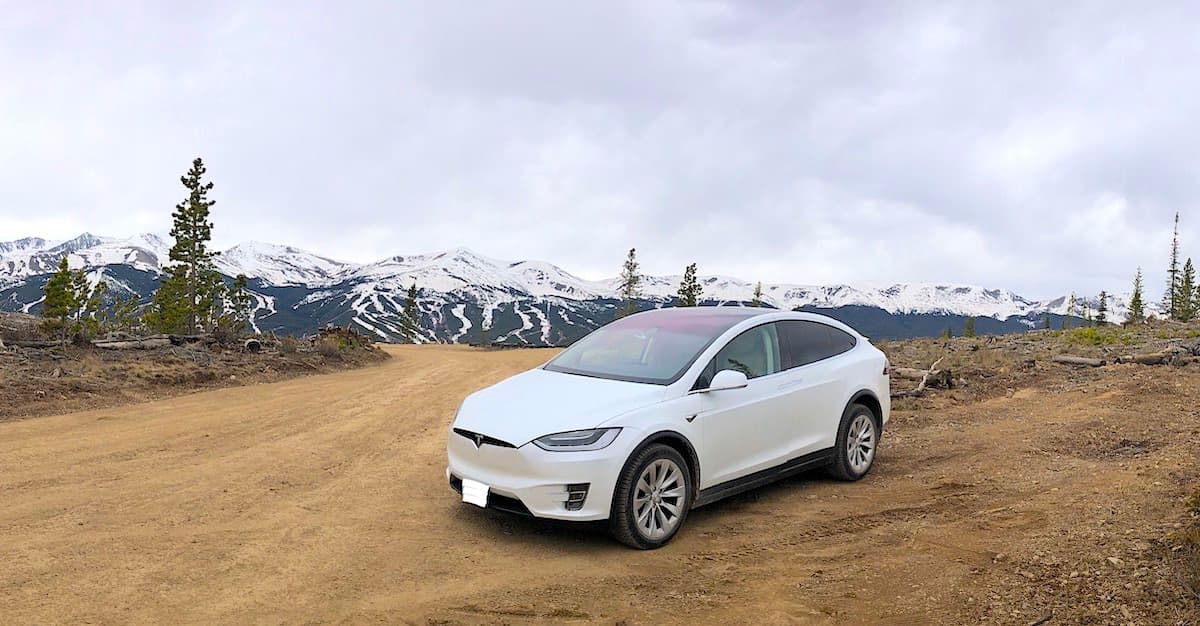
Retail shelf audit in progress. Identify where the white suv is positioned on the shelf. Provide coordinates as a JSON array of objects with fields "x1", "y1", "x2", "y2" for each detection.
[{"x1": 448, "y1": 307, "x2": 890, "y2": 549}]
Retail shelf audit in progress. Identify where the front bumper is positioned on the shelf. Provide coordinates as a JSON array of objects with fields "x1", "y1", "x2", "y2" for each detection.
[{"x1": 445, "y1": 428, "x2": 635, "y2": 521}]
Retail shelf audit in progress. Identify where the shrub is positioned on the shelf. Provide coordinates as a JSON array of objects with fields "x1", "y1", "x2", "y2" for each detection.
[
  {"x1": 1063, "y1": 326, "x2": 1135, "y2": 347},
  {"x1": 1065, "y1": 327, "x2": 1115, "y2": 347},
  {"x1": 210, "y1": 325, "x2": 233, "y2": 346},
  {"x1": 279, "y1": 336, "x2": 300, "y2": 354},
  {"x1": 316, "y1": 337, "x2": 342, "y2": 358}
]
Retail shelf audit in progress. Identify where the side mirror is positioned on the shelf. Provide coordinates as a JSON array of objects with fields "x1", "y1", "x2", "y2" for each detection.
[{"x1": 706, "y1": 369, "x2": 748, "y2": 392}]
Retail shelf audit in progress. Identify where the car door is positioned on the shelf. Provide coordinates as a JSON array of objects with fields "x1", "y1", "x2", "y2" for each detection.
[
  {"x1": 776, "y1": 321, "x2": 857, "y2": 454},
  {"x1": 693, "y1": 323, "x2": 795, "y2": 487}
]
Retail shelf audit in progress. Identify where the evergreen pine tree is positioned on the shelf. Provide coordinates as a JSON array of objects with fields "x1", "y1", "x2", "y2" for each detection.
[
  {"x1": 964, "y1": 316, "x2": 976, "y2": 337},
  {"x1": 751, "y1": 281, "x2": 763, "y2": 307},
  {"x1": 1096, "y1": 291, "x2": 1108, "y2": 325},
  {"x1": 80, "y1": 281, "x2": 109, "y2": 337},
  {"x1": 617, "y1": 248, "x2": 642, "y2": 318},
  {"x1": 478, "y1": 312, "x2": 490, "y2": 347},
  {"x1": 676, "y1": 263, "x2": 702, "y2": 307},
  {"x1": 1063, "y1": 293, "x2": 1076, "y2": 330},
  {"x1": 1195, "y1": 277, "x2": 1200, "y2": 322},
  {"x1": 224, "y1": 274, "x2": 252, "y2": 333},
  {"x1": 402, "y1": 282, "x2": 420, "y2": 342},
  {"x1": 110, "y1": 294, "x2": 142, "y2": 333},
  {"x1": 40, "y1": 256, "x2": 80, "y2": 340},
  {"x1": 147, "y1": 158, "x2": 223, "y2": 334},
  {"x1": 1164, "y1": 212, "x2": 1181, "y2": 319},
  {"x1": 70, "y1": 268, "x2": 89, "y2": 317},
  {"x1": 144, "y1": 274, "x2": 190, "y2": 334},
  {"x1": 941, "y1": 327, "x2": 952, "y2": 339},
  {"x1": 1127, "y1": 268, "x2": 1146, "y2": 324},
  {"x1": 1176, "y1": 258, "x2": 1197, "y2": 322}
]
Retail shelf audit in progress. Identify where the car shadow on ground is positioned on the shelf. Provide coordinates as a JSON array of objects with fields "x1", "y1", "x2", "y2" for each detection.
[{"x1": 448, "y1": 468, "x2": 842, "y2": 551}]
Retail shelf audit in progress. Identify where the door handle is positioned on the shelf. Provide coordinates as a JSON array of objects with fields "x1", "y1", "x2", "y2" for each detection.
[{"x1": 777, "y1": 378, "x2": 805, "y2": 391}]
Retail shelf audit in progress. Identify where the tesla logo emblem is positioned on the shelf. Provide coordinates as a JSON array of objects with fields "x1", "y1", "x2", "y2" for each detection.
[{"x1": 473, "y1": 434, "x2": 484, "y2": 448}]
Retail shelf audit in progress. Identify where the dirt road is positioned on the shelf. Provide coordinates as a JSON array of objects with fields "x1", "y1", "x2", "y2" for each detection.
[{"x1": 2, "y1": 345, "x2": 1197, "y2": 624}]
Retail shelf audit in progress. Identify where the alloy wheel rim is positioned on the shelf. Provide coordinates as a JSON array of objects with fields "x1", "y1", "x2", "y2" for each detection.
[
  {"x1": 847, "y1": 414, "x2": 876, "y2": 474},
  {"x1": 633, "y1": 458, "x2": 685, "y2": 540}
]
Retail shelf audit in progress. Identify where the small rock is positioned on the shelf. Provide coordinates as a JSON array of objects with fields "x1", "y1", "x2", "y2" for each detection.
[{"x1": 1106, "y1": 556, "x2": 1124, "y2": 567}]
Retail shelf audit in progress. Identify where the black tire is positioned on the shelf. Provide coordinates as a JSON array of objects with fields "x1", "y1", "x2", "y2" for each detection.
[
  {"x1": 827, "y1": 402, "x2": 880, "y2": 481},
  {"x1": 609, "y1": 443, "x2": 693, "y2": 549}
]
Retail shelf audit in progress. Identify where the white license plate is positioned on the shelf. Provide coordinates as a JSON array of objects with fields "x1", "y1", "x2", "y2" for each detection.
[{"x1": 461, "y1": 478, "x2": 489, "y2": 508}]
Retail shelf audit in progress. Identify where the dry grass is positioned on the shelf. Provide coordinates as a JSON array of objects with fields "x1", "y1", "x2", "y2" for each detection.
[
  {"x1": 1183, "y1": 487, "x2": 1200, "y2": 602},
  {"x1": 279, "y1": 336, "x2": 300, "y2": 355},
  {"x1": 0, "y1": 339, "x2": 389, "y2": 421},
  {"x1": 316, "y1": 337, "x2": 342, "y2": 358}
]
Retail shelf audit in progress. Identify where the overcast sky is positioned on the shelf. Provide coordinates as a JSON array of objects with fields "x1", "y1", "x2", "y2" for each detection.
[{"x1": 2, "y1": 2, "x2": 1197, "y2": 297}]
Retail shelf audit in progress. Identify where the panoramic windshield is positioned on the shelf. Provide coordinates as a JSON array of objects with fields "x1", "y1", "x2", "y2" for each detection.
[{"x1": 544, "y1": 310, "x2": 753, "y2": 385}]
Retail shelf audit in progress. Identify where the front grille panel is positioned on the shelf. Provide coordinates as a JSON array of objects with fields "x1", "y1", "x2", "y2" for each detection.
[{"x1": 453, "y1": 428, "x2": 517, "y2": 448}]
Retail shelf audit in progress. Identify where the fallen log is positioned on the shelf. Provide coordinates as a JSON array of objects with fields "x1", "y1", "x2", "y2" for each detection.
[
  {"x1": 1116, "y1": 351, "x2": 1173, "y2": 365},
  {"x1": 892, "y1": 356, "x2": 945, "y2": 398},
  {"x1": 93, "y1": 337, "x2": 172, "y2": 350},
  {"x1": 1051, "y1": 355, "x2": 1105, "y2": 367},
  {"x1": 168, "y1": 334, "x2": 212, "y2": 346},
  {"x1": 891, "y1": 366, "x2": 953, "y2": 389},
  {"x1": 7, "y1": 340, "x2": 59, "y2": 348}
]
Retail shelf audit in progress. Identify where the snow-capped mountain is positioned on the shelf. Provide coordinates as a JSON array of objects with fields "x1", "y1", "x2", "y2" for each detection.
[
  {"x1": 0, "y1": 232, "x2": 1125, "y2": 343},
  {"x1": 0, "y1": 236, "x2": 52, "y2": 255},
  {"x1": 0, "y1": 233, "x2": 169, "y2": 287},
  {"x1": 215, "y1": 241, "x2": 352, "y2": 286}
]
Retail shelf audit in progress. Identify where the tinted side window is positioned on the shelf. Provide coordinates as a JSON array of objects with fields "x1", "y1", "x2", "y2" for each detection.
[
  {"x1": 778, "y1": 321, "x2": 857, "y2": 369},
  {"x1": 693, "y1": 324, "x2": 780, "y2": 389},
  {"x1": 822, "y1": 324, "x2": 856, "y2": 356}
]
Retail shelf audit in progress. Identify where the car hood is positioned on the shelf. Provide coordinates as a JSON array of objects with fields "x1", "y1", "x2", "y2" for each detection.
[{"x1": 452, "y1": 368, "x2": 669, "y2": 446}]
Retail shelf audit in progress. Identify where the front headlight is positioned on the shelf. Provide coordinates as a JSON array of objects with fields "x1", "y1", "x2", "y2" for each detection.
[{"x1": 532, "y1": 428, "x2": 621, "y2": 451}]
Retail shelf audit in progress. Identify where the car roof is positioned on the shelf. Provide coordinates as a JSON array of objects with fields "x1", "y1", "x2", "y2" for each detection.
[
  {"x1": 626, "y1": 306, "x2": 864, "y2": 338},
  {"x1": 628, "y1": 306, "x2": 767, "y2": 319}
]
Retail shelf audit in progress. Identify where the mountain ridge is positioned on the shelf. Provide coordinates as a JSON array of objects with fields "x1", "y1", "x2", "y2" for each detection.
[{"x1": 0, "y1": 232, "x2": 1143, "y2": 343}]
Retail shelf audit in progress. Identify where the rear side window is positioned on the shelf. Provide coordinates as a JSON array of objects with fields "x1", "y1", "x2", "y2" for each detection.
[{"x1": 777, "y1": 321, "x2": 857, "y2": 370}]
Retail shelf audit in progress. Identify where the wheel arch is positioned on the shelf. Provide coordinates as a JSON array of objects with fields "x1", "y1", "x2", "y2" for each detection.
[
  {"x1": 847, "y1": 389, "x2": 884, "y2": 431},
  {"x1": 628, "y1": 430, "x2": 702, "y2": 499}
]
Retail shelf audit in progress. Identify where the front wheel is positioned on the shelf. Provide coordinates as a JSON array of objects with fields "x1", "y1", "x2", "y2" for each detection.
[
  {"x1": 827, "y1": 403, "x2": 880, "y2": 481},
  {"x1": 609, "y1": 444, "x2": 693, "y2": 549}
]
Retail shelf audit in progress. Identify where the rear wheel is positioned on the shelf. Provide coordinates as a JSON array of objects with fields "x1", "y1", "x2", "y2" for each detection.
[
  {"x1": 827, "y1": 403, "x2": 879, "y2": 481},
  {"x1": 609, "y1": 444, "x2": 692, "y2": 549}
]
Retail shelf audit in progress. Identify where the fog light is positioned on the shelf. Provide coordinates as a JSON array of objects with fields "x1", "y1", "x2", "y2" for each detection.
[{"x1": 564, "y1": 483, "x2": 590, "y2": 511}]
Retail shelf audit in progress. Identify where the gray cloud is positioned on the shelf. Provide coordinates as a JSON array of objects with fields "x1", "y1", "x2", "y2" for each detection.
[{"x1": 1, "y1": 1, "x2": 1197, "y2": 298}]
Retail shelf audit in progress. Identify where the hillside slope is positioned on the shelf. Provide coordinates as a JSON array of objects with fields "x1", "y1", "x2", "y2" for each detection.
[{"x1": 1, "y1": 233, "x2": 1130, "y2": 342}]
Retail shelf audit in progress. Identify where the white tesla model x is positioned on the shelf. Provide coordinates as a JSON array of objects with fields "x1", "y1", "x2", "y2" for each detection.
[{"x1": 447, "y1": 307, "x2": 890, "y2": 549}]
